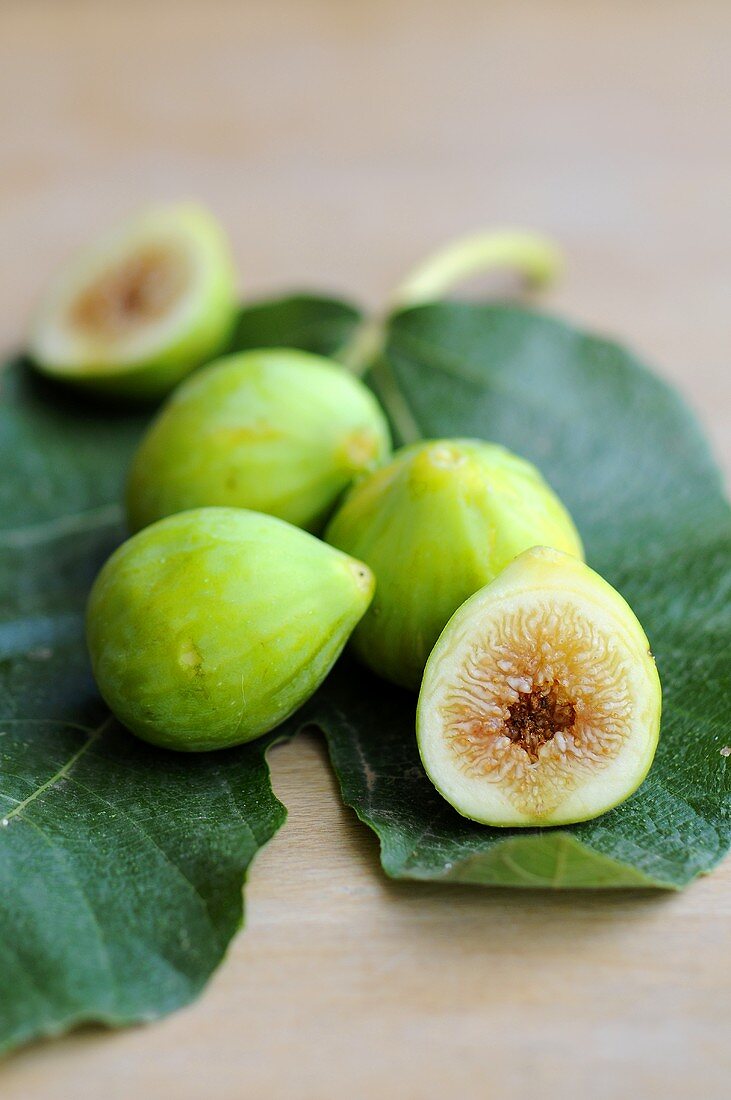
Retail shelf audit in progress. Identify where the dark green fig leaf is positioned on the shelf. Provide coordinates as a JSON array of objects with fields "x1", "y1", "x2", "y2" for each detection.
[
  {"x1": 0, "y1": 717, "x2": 291, "y2": 1054},
  {"x1": 227, "y1": 294, "x2": 361, "y2": 358},
  {"x1": 1, "y1": 281, "x2": 728, "y2": 1065},
  {"x1": 0, "y1": 361, "x2": 290, "y2": 1057},
  {"x1": 0, "y1": 292, "x2": 361, "y2": 1055},
  {"x1": 318, "y1": 303, "x2": 731, "y2": 889}
]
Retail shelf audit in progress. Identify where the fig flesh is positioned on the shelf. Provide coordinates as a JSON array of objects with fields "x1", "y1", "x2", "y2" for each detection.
[
  {"x1": 325, "y1": 439, "x2": 584, "y2": 689},
  {"x1": 29, "y1": 204, "x2": 237, "y2": 399},
  {"x1": 417, "y1": 547, "x2": 661, "y2": 827},
  {"x1": 86, "y1": 508, "x2": 374, "y2": 751}
]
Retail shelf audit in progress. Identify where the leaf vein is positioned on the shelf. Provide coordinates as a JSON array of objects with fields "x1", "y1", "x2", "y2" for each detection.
[
  {"x1": 0, "y1": 503, "x2": 123, "y2": 550},
  {"x1": 3, "y1": 717, "x2": 113, "y2": 822}
]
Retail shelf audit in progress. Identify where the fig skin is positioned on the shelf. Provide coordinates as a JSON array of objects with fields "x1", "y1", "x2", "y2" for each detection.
[
  {"x1": 86, "y1": 507, "x2": 374, "y2": 751},
  {"x1": 325, "y1": 439, "x2": 584, "y2": 690},
  {"x1": 29, "y1": 204, "x2": 237, "y2": 400},
  {"x1": 125, "y1": 349, "x2": 392, "y2": 534},
  {"x1": 417, "y1": 547, "x2": 662, "y2": 827}
]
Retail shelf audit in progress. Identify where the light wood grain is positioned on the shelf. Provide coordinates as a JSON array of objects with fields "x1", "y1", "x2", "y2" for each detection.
[{"x1": 1, "y1": 1, "x2": 730, "y2": 1097}]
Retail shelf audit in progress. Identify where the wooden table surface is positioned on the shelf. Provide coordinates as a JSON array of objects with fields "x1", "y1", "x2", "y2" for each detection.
[{"x1": 1, "y1": 2, "x2": 729, "y2": 1097}]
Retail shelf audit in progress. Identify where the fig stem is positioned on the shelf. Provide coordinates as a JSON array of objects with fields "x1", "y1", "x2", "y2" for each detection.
[
  {"x1": 335, "y1": 229, "x2": 564, "y2": 443},
  {"x1": 389, "y1": 229, "x2": 563, "y2": 311},
  {"x1": 369, "y1": 357, "x2": 423, "y2": 445},
  {"x1": 335, "y1": 318, "x2": 422, "y2": 443},
  {"x1": 336, "y1": 316, "x2": 383, "y2": 376}
]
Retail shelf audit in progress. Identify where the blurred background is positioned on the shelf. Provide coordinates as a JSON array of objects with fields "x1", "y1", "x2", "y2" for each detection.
[
  {"x1": 2, "y1": 1, "x2": 729, "y2": 466},
  {"x1": 2, "y1": 2, "x2": 729, "y2": 1098}
]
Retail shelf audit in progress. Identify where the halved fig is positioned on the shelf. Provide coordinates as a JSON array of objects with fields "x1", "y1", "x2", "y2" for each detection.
[
  {"x1": 417, "y1": 547, "x2": 661, "y2": 827},
  {"x1": 29, "y1": 204, "x2": 237, "y2": 399}
]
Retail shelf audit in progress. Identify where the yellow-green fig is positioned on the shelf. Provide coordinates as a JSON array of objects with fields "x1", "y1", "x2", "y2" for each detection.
[
  {"x1": 29, "y1": 204, "x2": 237, "y2": 400},
  {"x1": 417, "y1": 547, "x2": 662, "y2": 827},
  {"x1": 325, "y1": 439, "x2": 584, "y2": 690},
  {"x1": 125, "y1": 349, "x2": 392, "y2": 534},
  {"x1": 86, "y1": 507, "x2": 374, "y2": 751}
]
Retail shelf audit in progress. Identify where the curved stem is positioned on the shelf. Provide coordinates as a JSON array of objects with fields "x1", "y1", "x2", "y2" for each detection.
[
  {"x1": 335, "y1": 228, "x2": 564, "y2": 401},
  {"x1": 389, "y1": 229, "x2": 563, "y2": 312},
  {"x1": 335, "y1": 316, "x2": 384, "y2": 375}
]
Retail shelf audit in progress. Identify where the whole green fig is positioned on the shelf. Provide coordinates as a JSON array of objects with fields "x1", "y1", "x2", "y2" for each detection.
[
  {"x1": 325, "y1": 439, "x2": 584, "y2": 690},
  {"x1": 86, "y1": 507, "x2": 374, "y2": 751},
  {"x1": 126, "y1": 349, "x2": 392, "y2": 534}
]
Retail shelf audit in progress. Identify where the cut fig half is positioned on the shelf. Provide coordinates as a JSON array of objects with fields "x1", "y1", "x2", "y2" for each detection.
[
  {"x1": 29, "y1": 204, "x2": 237, "y2": 399},
  {"x1": 417, "y1": 547, "x2": 661, "y2": 827}
]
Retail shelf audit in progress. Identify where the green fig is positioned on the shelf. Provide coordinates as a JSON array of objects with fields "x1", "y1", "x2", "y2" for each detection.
[
  {"x1": 125, "y1": 349, "x2": 392, "y2": 534},
  {"x1": 86, "y1": 507, "x2": 374, "y2": 751},
  {"x1": 325, "y1": 439, "x2": 584, "y2": 690},
  {"x1": 417, "y1": 547, "x2": 662, "y2": 827},
  {"x1": 29, "y1": 203, "x2": 237, "y2": 400}
]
